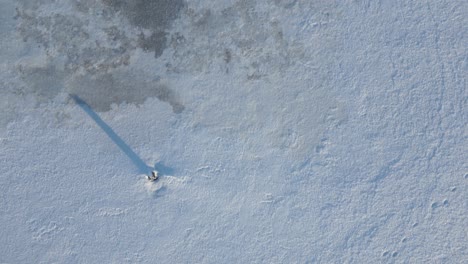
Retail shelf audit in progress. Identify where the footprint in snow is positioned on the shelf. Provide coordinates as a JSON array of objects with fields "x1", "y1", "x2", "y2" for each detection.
[{"x1": 139, "y1": 174, "x2": 189, "y2": 196}]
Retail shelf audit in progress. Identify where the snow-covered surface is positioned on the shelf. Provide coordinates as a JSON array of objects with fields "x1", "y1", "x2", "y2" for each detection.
[{"x1": 1, "y1": 0, "x2": 467, "y2": 263}]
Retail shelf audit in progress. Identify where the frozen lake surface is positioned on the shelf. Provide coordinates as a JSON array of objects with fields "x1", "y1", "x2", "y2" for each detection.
[{"x1": 0, "y1": 0, "x2": 466, "y2": 263}]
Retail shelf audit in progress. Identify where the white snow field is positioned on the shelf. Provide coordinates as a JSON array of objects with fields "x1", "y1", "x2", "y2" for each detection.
[{"x1": 0, "y1": 0, "x2": 467, "y2": 263}]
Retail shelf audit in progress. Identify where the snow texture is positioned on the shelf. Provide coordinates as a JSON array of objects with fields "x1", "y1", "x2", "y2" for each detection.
[{"x1": 0, "y1": 0, "x2": 467, "y2": 263}]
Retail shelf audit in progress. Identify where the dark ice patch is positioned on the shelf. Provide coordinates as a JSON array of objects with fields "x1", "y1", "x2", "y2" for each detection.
[
  {"x1": 18, "y1": 63, "x2": 184, "y2": 113},
  {"x1": 103, "y1": 0, "x2": 185, "y2": 57},
  {"x1": 138, "y1": 31, "x2": 167, "y2": 58},
  {"x1": 18, "y1": 64, "x2": 65, "y2": 102},
  {"x1": 68, "y1": 72, "x2": 184, "y2": 113},
  {"x1": 273, "y1": 0, "x2": 298, "y2": 9}
]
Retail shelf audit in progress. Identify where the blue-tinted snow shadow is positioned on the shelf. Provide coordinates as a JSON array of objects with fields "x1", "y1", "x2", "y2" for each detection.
[
  {"x1": 70, "y1": 94, "x2": 153, "y2": 175},
  {"x1": 153, "y1": 162, "x2": 174, "y2": 176}
]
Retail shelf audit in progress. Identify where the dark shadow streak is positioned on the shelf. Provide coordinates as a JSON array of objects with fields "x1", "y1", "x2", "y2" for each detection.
[
  {"x1": 154, "y1": 162, "x2": 174, "y2": 176},
  {"x1": 70, "y1": 94, "x2": 151, "y2": 175}
]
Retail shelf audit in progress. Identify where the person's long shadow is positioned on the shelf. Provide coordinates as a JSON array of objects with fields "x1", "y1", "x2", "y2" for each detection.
[
  {"x1": 153, "y1": 162, "x2": 174, "y2": 176},
  {"x1": 70, "y1": 94, "x2": 157, "y2": 176}
]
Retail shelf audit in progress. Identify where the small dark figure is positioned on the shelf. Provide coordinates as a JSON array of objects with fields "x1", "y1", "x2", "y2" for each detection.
[{"x1": 146, "y1": 170, "x2": 159, "y2": 182}]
